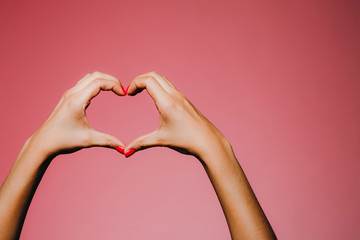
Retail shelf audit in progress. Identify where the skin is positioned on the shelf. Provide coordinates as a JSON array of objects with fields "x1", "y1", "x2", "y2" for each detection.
[{"x1": 0, "y1": 71, "x2": 276, "y2": 240}]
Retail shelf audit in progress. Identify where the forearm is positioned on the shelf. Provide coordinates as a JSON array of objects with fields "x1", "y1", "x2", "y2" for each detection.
[
  {"x1": 199, "y1": 137, "x2": 276, "y2": 240},
  {"x1": 0, "y1": 138, "x2": 52, "y2": 239}
]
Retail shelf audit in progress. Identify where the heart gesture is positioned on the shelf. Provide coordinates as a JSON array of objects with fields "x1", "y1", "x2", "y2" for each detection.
[
  {"x1": 0, "y1": 71, "x2": 276, "y2": 240},
  {"x1": 30, "y1": 71, "x2": 227, "y2": 160}
]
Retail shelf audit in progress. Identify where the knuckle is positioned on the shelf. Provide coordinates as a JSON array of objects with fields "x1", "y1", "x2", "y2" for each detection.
[
  {"x1": 149, "y1": 71, "x2": 159, "y2": 76},
  {"x1": 145, "y1": 76, "x2": 156, "y2": 84},
  {"x1": 62, "y1": 90, "x2": 81, "y2": 108},
  {"x1": 104, "y1": 135, "x2": 112, "y2": 146},
  {"x1": 92, "y1": 71, "x2": 102, "y2": 77},
  {"x1": 62, "y1": 89, "x2": 78, "y2": 101},
  {"x1": 92, "y1": 78, "x2": 102, "y2": 86}
]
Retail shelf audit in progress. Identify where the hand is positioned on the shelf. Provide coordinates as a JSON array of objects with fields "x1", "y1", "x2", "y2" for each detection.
[
  {"x1": 27, "y1": 71, "x2": 126, "y2": 158},
  {"x1": 125, "y1": 71, "x2": 229, "y2": 159},
  {"x1": 0, "y1": 71, "x2": 275, "y2": 240}
]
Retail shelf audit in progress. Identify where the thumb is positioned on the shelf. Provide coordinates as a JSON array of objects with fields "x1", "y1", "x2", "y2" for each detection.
[
  {"x1": 90, "y1": 130, "x2": 125, "y2": 150},
  {"x1": 124, "y1": 130, "x2": 162, "y2": 158}
]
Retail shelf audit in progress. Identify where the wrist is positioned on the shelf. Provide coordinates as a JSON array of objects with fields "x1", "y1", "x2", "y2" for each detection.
[
  {"x1": 18, "y1": 134, "x2": 55, "y2": 167},
  {"x1": 196, "y1": 130, "x2": 235, "y2": 166}
]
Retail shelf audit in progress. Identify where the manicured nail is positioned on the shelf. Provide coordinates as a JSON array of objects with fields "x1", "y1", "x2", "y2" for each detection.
[
  {"x1": 125, "y1": 85, "x2": 130, "y2": 95},
  {"x1": 121, "y1": 85, "x2": 126, "y2": 95},
  {"x1": 115, "y1": 146, "x2": 125, "y2": 154},
  {"x1": 125, "y1": 148, "x2": 136, "y2": 158}
]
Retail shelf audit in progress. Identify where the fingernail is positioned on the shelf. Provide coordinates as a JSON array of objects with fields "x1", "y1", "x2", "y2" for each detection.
[
  {"x1": 115, "y1": 146, "x2": 125, "y2": 154},
  {"x1": 121, "y1": 85, "x2": 126, "y2": 95},
  {"x1": 125, "y1": 148, "x2": 136, "y2": 158},
  {"x1": 125, "y1": 85, "x2": 130, "y2": 95}
]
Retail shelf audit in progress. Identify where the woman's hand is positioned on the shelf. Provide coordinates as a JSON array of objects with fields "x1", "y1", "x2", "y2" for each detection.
[
  {"x1": 28, "y1": 71, "x2": 126, "y2": 158},
  {"x1": 125, "y1": 71, "x2": 230, "y2": 159},
  {"x1": 125, "y1": 72, "x2": 276, "y2": 240},
  {"x1": 0, "y1": 71, "x2": 275, "y2": 240},
  {"x1": 0, "y1": 72, "x2": 128, "y2": 239}
]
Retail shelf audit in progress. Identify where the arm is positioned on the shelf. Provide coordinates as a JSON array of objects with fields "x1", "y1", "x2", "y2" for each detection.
[
  {"x1": 125, "y1": 71, "x2": 276, "y2": 239},
  {"x1": 0, "y1": 72, "x2": 126, "y2": 239},
  {"x1": 199, "y1": 137, "x2": 276, "y2": 240}
]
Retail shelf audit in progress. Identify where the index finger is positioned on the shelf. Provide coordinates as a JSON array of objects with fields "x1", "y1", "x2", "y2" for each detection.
[
  {"x1": 127, "y1": 75, "x2": 169, "y2": 105},
  {"x1": 79, "y1": 78, "x2": 124, "y2": 105},
  {"x1": 137, "y1": 71, "x2": 176, "y2": 93},
  {"x1": 75, "y1": 71, "x2": 123, "y2": 91}
]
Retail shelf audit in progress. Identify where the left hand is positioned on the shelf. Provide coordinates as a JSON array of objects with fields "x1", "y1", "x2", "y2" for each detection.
[{"x1": 27, "y1": 71, "x2": 126, "y2": 158}]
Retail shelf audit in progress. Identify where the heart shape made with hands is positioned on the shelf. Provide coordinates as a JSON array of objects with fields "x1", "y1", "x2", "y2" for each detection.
[
  {"x1": 86, "y1": 82, "x2": 159, "y2": 157},
  {"x1": 77, "y1": 71, "x2": 188, "y2": 158}
]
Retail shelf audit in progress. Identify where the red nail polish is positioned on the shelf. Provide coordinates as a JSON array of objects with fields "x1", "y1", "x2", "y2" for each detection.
[
  {"x1": 115, "y1": 146, "x2": 125, "y2": 154},
  {"x1": 125, "y1": 85, "x2": 130, "y2": 95},
  {"x1": 125, "y1": 148, "x2": 136, "y2": 158},
  {"x1": 121, "y1": 85, "x2": 126, "y2": 95}
]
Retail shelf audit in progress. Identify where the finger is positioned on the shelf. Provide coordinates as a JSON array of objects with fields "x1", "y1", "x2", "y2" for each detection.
[
  {"x1": 127, "y1": 76, "x2": 169, "y2": 106},
  {"x1": 75, "y1": 71, "x2": 119, "y2": 88},
  {"x1": 137, "y1": 71, "x2": 175, "y2": 93},
  {"x1": 79, "y1": 78, "x2": 125, "y2": 105},
  {"x1": 74, "y1": 73, "x2": 92, "y2": 89},
  {"x1": 124, "y1": 131, "x2": 162, "y2": 157},
  {"x1": 75, "y1": 71, "x2": 126, "y2": 94},
  {"x1": 89, "y1": 130, "x2": 125, "y2": 150}
]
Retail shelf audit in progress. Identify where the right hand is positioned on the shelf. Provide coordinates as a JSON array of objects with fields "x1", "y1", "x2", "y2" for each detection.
[{"x1": 124, "y1": 71, "x2": 230, "y2": 159}]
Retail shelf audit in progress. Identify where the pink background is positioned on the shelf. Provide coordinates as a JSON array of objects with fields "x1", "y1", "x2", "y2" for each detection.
[{"x1": 0, "y1": 0, "x2": 359, "y2": 239}]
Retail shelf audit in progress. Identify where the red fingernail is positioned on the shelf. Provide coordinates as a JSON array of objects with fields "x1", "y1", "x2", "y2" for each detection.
[
  {"x1": 125, "y1": 85, "x2": 130, "y2": 95},
  {"x1": 121, "y1": 85, "x2": 126, "y2": 95},
  {"x1": 125, "y1": 148, "x2": 136, "y2": 158},
  {"x1": 115, "y1": 146, "x2": 125, "y2": 154}
]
